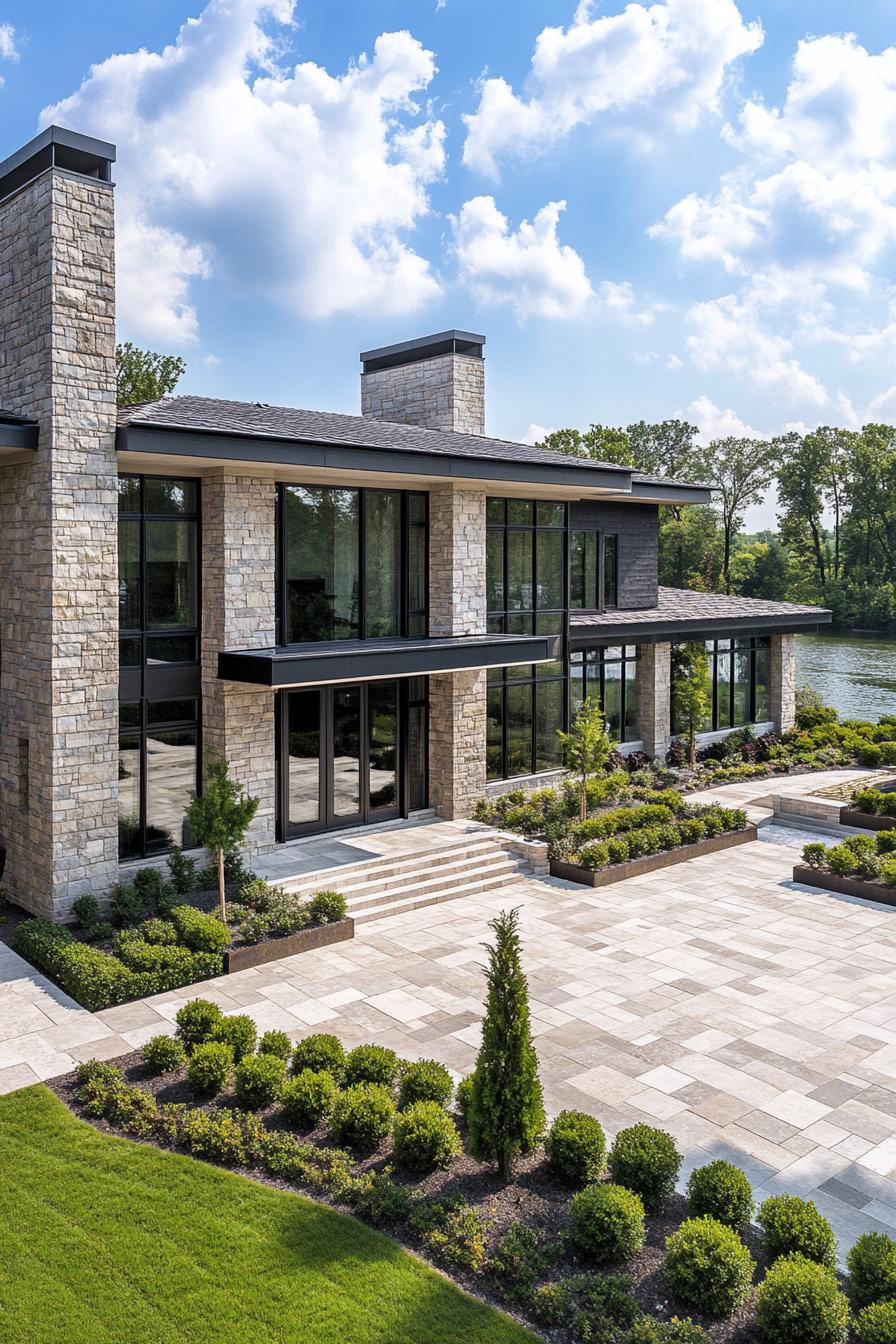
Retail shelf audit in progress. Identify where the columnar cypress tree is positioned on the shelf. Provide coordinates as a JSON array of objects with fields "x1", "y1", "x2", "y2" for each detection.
[{"x1": 467, "y1": 908, "x2": 545, "y2": 1180}]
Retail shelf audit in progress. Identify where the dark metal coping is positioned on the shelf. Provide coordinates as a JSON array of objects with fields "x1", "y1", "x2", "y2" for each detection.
[
  {"x1": 0, "y1": 410, "x2": 38, "y2": 451},
  {"x1": 218, "y1": 633, "x2": 557, "y2": 689},
  {"x1": 118, "y1": 422, "x2": 635, "y2": 491},
  {"x1": 0, "y1": 126, "x2": 116, "y2": 204},
  {"x1": 569, "y1": 609, "x2": 832, "y2": 646},
  {"x1": 360, "y1": 330, "x2": 485, "y2": 374}
]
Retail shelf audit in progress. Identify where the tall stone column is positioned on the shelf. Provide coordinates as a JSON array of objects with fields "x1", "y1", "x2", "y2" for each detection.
[
  {"x1": 201, "y1": 474, "x2": 277, "y2": 853},
  {"x1": 0, "y1": 142, "x2": 119, "y2": 920},
  {"x1": 427, "y1": 485, "x2": 487, "y2": 818},
  {"x1": 770, "y1": 633, "x2": 796, "y2": 732},
  {"x1": 636, "y1": 642, "x2": 672, "y2": 759}
]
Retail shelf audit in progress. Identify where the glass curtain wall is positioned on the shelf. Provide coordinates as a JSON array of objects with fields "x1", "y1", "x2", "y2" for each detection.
[
  {"x1": 671, "y1": 637, "x2": 772, "y2": 735},
  {"x1": 278, "y1": 485, "x2": 427, "y2": 643},
  {"x1": 486, "y1": 499, "x2": 566, "y2": 781},
  {"x1": 569, "y1": 530, "x2": 619, "y2": 610},
  {"x1": 568, "y1": 646, "x2": 639, "y2": 743},
  {"x1": 118, "y1": 476, "x2": 200, "y2": 860}
]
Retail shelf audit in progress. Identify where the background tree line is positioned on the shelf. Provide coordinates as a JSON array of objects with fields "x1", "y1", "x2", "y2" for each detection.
[{"x1": 538, "y1": 420, "x2": 896, "y2": 633}]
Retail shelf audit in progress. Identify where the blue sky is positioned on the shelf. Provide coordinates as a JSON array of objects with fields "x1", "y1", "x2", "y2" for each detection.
[{"x1": 3, "y1": 0, "x2": 896, "y2": 525}]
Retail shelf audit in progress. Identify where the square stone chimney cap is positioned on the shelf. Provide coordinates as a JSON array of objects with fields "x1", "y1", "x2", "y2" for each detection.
[
  {"x1": 0, "y1": 125, "x2": 116, "y2": 203},
  {"x1": 360, "y1": 330, "x2": 485, "y2": 374}
]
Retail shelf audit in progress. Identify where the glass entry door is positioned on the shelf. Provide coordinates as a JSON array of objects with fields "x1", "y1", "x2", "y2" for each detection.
[{"x1": 281, "y1": 681, "x2": 403, "y2": 837}]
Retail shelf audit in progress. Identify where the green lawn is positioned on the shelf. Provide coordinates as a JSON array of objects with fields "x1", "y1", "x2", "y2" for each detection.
[{"x1": 0, "y1": 1087, "x2": 540, "y2": 1344}]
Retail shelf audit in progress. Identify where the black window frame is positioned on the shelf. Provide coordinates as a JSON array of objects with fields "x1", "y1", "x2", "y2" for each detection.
[
  {"x1": 569, "y1": 528, "x2": 619, "y2": 612},
  {"x1": 275, "y1": 484, "x2": 429, "y2": 645},
  {"x1": 118, "y1": 696, "x2": 201, "y2": 863},
  {"x1": 118, "y1": 474, "x2": 201, "y2": 674},
  {"x1": 671, "y1": 636, "x2": 773, "y2": 735},
  {"x1": 568, "y1": 644, "x2": 640, "y2": 744}
]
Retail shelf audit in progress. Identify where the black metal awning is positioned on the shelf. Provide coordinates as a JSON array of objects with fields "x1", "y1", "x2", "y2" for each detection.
[{"x1": 217, "y1": 633, "x2": 558, "y2": 689}]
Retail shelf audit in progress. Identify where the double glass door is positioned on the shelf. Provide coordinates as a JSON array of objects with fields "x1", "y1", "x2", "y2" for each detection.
[{"x1": 282, "y1": 681, "x2": 401, "y2": 836}]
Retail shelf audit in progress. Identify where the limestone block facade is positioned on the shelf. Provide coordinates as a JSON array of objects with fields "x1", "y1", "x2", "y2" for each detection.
[
  {"x1": 635, "y1": 641, "x2": 672, "y2": 758},
  {"x1": 770, "y1": 633, "x2": 797, "y2": 733},
  {"x1": 362, "y1": 352, "x2": 485, "y2": 435}
]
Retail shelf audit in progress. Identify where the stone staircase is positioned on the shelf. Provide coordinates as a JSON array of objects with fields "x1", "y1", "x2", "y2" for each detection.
[{"x1": 275, "y1": 834, "x2": 528, "y2": 924}]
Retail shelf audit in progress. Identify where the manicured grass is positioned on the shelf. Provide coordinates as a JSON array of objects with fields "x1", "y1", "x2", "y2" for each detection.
[{"x1": 0, "y1": 1087, "x2": 539, "y2": 1344}]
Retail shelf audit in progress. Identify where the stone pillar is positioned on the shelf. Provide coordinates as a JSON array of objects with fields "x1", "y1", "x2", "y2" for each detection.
[
  {"x1": 770, "y1": 633, "x2": 796, "y2": 732},
  {"x1": 427, "y1": 485, "x2": 487, "y2": 817},
  {"x1": 636, "y1": 641, "x2": 672, "y2": 759},
  {"x1": 0, "y1": 152, "x2": 119, "y2": 920},
  {"x1": 201, "y1": 474, "x2": 278, "y2": 853},
  {"x1": 360, "y1": 332, "x2": 486, "y2": 435}
]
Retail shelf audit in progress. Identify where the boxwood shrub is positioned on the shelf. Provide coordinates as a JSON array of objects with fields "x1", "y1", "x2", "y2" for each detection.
[
  {"x1": 142, "y1": 1034, "x2": 186, "y2": 1075},
  {"x1": 687, "y1": 1159, "x2": 754, "y2": 1229},
  {"x1": 211, "y1": 1014, "x2": 257, "y2": 1063},
  {"x1": 398, "y1": 1059, "x2": 453, "y2": 1110},
  {"x1": 847, "y1": 1233, "x2": 896, "y2": 1308},
  {"x1": 545, "y1": 1109, "x2": 606, "y2": 1187},
  {"x1": 755, "y1": 1254, "x2": 848, "y2": 1344},
  {"x1": 307, "y1": 889, "x2": 347, "y2": 924},
  {"x1": 280, "y1": 1069, "x2": 340, "y2": 1129},
  {"x1": 853, "y1": 1301, "x2": 896, "y2": 1344},
  {"x1": 234, "y1": 1053, "x2": 286, "y2": 1110},
  {"x1": 392, "y1": 1100, "x2": 461, "y2": 1173},
  {"x1": 608, "y1": 1124, "x2": 682, "y2": 1211},
  {"x1": 342, "y1": 1043, "x2": 400, "y2": 1088},
  {"x1": 291, "y1": 1033, "x2": 345, "y2": 1079},
  {"x1": 663, "y1": 1217, "x2": 754, "y2": 1316},
  {"x1": 170, "y1": 904, "x2": 231, "y2": 954},
  {"x1": 175, "y1": 998, "x2": 223, "y2": 1052},
  {"x1": 329, "y1": 1082, "x2": 395, "y2": 1152},
  {"x1": 257, "y1": 1029, "x2": 292, "y2": 1061},
  {"x1": 187, "y1": 1040, "x2": 233, "y2": 1097},
  {"x1": 758, "y1": 1195, "x2": 837, "y2": 1269},
  {"x1": 569, "y1": 1183, "x2": 646, "y2": 1265}
]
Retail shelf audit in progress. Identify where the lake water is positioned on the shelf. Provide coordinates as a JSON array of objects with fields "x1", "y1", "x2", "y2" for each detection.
[{"x1": 795, "y1": 632, "x2": 896, "y2": 722}]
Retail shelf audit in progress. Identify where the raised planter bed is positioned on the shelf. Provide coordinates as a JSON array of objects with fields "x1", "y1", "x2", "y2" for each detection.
[
  {"x1": 550, "y1": 824, "x2": 757, "y2": 886},
  {"x1": 792, "y1": 864, "x2": 896, "y2": 908},
  {"x1": 839, "y1": 807, "x2": 895, "y2": 831},
  {"x1": 223, "y1": 917, "x2": 354, "y2": 972}
]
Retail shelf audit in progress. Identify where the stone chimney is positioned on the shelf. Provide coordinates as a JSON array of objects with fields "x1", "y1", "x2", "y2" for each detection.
[
  {"x1": 360, "y1": 330, "x2": 485, "y2": 435},
  {"x1": 0, "y1": 126, "x2": 119, "y2": 919}
]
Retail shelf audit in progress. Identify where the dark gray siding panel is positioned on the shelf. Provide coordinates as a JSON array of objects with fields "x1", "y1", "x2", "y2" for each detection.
[{"x1": 568, "y1": 502, "x2": 659, "y2": 609}]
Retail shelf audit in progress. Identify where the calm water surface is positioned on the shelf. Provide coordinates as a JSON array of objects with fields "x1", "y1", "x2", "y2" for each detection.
[{"x1": 795, "y1": 633, "x2": 896, "y2": 722}]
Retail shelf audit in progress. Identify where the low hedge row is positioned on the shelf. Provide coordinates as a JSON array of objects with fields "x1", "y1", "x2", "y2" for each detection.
[
  {"x1": 802, "y1": 832, "x2": 896, "y2": 887},
  {"x1": 576, "y1": 807, "x2": 747, "y2": 870},
  {"x1": 851, "y1": 787, "x2": 896, "y2": 819}
]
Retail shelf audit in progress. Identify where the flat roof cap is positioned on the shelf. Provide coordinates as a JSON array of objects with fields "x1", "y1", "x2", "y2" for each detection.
[
  {"x1": 0, "y1": 125, "x2": 116, "y2": 203},
  {"x1": 361, "y1": 330, "x2": 485, "y2": 374}
]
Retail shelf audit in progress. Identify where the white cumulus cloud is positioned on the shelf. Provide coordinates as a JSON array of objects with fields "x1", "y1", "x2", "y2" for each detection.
[
  {"x1": 0, "y1": 21, "x2": 18, "y2": 83},
  {"x1": 40, "y1": 0, "x2": 445, "y2": 345},
  {"x1": 462, "y1": 0, "x2": 762, "y2": 177}
]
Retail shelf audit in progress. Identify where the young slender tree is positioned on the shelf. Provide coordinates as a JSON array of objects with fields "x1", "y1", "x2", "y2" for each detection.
[
  {"x1": 116, "y1": 341, "x2": 186, "y2": 406},
  {"x1": 467, "y1": 908, "x2": 545, "y2": 1181},
  {"x1": 557, "y1": 696, "x2": 611, "y2": 821},
  {"x1": 186, "y1": 756, "x2": 259, "y2": 921},
  {"x1": 699, "y1": 436, "x2": 779, "y2": 594},
  {"x1": 672, "y1": 642, "x2": 713, "y2": 768}
]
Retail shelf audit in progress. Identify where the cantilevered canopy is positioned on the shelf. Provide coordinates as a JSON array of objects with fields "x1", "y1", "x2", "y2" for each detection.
[{"x1": 218, "y1": 633, "x2": 558, "y2": 689}]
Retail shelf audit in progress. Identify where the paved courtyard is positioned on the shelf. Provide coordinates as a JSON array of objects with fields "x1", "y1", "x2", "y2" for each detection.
[{"x1": 2, "y1": 771, "x2": 896, "y2": 1256}]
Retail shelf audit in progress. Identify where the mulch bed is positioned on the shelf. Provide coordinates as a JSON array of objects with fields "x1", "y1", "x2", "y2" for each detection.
[{"x1": 49, "y1": 1050, "x2": 769, "y2": 1344}]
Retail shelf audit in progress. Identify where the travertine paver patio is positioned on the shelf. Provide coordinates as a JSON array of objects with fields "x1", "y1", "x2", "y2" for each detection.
[{"x1": 3, "y1": 770, "x2": 895, "y2": 1256}]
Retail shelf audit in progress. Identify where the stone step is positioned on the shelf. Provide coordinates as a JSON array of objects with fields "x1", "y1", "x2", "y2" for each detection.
[
  {"x1": 345, "y1": 854, "x2": 520, "y2": 915},
  {"x1": 352, "y1": 867, "x2": 524, "y2": 924},
  {"x1": 275, "y1": 835, "x2": 499, "y2": 897}
]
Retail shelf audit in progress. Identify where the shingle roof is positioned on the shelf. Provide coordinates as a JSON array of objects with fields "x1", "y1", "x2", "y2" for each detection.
[
  {"x1": 118, "y1": 395, "x2": 635, "y2": 477},
  {"x1": 570, "y1": 586, "x2": 830, "y2": 636}
]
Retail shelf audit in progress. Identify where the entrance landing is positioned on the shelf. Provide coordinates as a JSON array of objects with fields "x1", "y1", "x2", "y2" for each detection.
[{"x1": 254, "y1": 816, "x2": 476, "y2": 883}]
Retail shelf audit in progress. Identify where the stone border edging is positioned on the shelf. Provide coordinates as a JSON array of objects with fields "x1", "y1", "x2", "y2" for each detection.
[
  {"x1": 223, "y1": 918, "x2": 354, "y2": 972},
  {"x1": 792, "y1": 865, "x2": 896, "y2": 908},
  {"x1": 549, "y1": 825, "x2": 757, "y2": 887},
  {"x1": 839, "y1": 807, "x2": 895, "y2": 831}
]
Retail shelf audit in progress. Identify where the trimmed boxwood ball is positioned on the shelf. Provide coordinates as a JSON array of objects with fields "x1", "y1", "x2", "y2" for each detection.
[
  {"x1": 257, "y1": 1030, "x2": 292, "y2": 1061},
  {"x1": 187, "y1": 1040, "x2": 233, "y2": 1096},
  {"x1": 609, "y1": 1123, "x2": 682, "y2": 1212},
  {"x1": 854, "y1": 1301, "x2": 896, "y2": 1344},
  {"x1": 307, "y1": 889, "x2": 347, "y2": 924},
  {"x1": 342, "y1": 1043, "x2": 400, "y2": 1089},
  {"x1": 170, "y1": 904, "x2": 231, "y2": 954},
  {"x1": 212, "y1": 1014, "x2": 257, "y2": 1064},
  {"x1": 234, "y1": 1053, "x2": 286, "y2": 1110},
  {"x1": 848, "y1": 1233, "x2": 896, "y2": 1308},
  {"x1": 398, "y1": 1059, "x2": 453, "y2": 1110},
  {"x1": 569, "y1": 1183, "x2": 646, "y2": 1265},
  {"x1": 142, "y1": 1034, "x2": 186, "y2": 1076},
  {"x1": 329, "y1": 1082, "x2": 395, "y2": 1152},
  {"x1": 175, "y1": 998, "x2": 223, "y2": 1052},
  {"x1": 392, "y1": 1100, "x2": 462, "y2": 1173},
  {"x1": 663, "y1": 1216, "x2": 754, "y2": 1316},
  {"x1": 280, "y1": 1069, "x2": 339, "y2": 1129},
  {"x1": 545, "y1": 1109, "x2": 606, "y2": 1187},
  {"x1": 290, "y1": 1033, "x2": 345, "y2": 1079},
  {"x1": 687, "y1": 1159, "x2": 754, "y2": 1229},
  {"x1": 758, "y1": 1195, "x2": 837, "y2": 1269},
  {"x1": 755, "y1": 1254, "x2": 848, "y2": 1344}
]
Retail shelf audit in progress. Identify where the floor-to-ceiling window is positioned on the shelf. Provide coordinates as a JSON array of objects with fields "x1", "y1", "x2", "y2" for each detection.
[
  {"x1": 485, "y1": 498, "x2": 566, "y2": 780},
  {"x1": 118, "y1": 476, "x2": 201, "y2": 860},
  {"x1": 671, "y1": 637, "x2": 772, "y2": 735},
  {"x1": 569, "y1": 529, "x2": 619, "y2": 611},
  {"x1": 277, "y1": 485, "x2": 428, "y2": 643},
  {"x1": 568, "y1": 646, "x2": 639, "y2": 743}
]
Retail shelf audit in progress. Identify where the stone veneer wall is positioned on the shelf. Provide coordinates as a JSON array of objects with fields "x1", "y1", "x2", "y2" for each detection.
[
  {"x1": 201, "y1": 473, "x2": 278, "y2": 854},
  {"x1": 770, "y1": 632, "x2": 796, "y2": 733},
  {"x1": 361, "y1": 353, "x2": 484, "y2": 435},
  {"x1": 426, "y1": 486, "x2": 487, "y2": 818},
  {"x1": 635, "y1": 641, "x2": 672, "y2": 758},
  {"x1": 0, "y1": 170, "x2": 119, "y2": 919}
]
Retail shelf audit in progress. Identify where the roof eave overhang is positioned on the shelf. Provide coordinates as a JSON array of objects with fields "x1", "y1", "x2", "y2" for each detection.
[
  {"x1": 629, "y1": 481, "x2": 712, "y2": 506},
  {"x1": 218, "y1": 634, "x2": 558, "y2": 689},
  {"x1": 0, "y1": 420, "x2": 38, "y2": 452},
  {"x1": 570, "y1": 609, "x2": 833, "y2": 646},
  {"x1": 117, "y1": 423, "x2": 634, "y2": 492}
]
